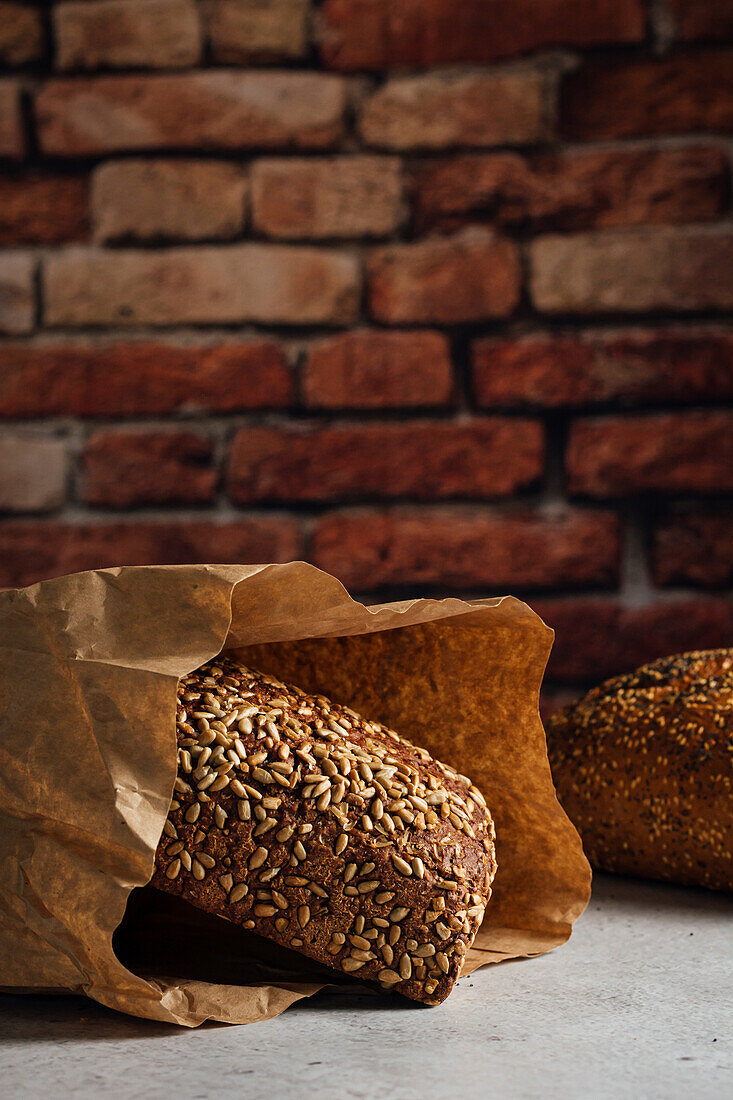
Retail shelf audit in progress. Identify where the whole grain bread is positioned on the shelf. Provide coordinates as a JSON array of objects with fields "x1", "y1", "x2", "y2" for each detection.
[
  {"x1": 152, "y1": 657, "x2": 497, "y2": 1004},
  {"x1": 547, "y1": 649, "x2": 733, "y2": 892}
]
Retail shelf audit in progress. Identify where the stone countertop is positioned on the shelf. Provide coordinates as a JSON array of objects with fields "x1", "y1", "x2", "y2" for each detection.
[{"x1": 0, "y1": 874, "x2": 730, "y2": 1100}]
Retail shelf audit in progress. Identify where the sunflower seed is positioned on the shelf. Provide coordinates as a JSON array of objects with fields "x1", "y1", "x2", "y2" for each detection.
[
  {"x1": 350, "y1": 948, "x2": 374, "y2": 962},
  {"x1": 254, "y1": 904, "x2": 277, "y2": 917},
  {"x1": 334, "y1": 834, "x2": 348, "y2": 856},
  {"x1": 252, "y1": 767, "x2": 274, "y2": 784},
  {"x1": 378, "y1": 969, "x2": 402, "y2": 985},
  {"x1": 249, "y1": 847, "x2": 268, "y2": 870},
  {"x1": 297, "y1": 905, "x2": 311, "y2": 928}
]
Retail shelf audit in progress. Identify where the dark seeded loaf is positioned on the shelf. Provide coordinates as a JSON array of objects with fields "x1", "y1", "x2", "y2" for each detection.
[
  {"x1": 152, "y1": 657, "x2": 497, "y2": 1005},
  {"x1": 547, "y1": 649, "x2": 733, "y2": 893}
]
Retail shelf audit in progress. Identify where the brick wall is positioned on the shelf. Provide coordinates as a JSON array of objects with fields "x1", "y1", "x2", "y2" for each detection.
[{"x1": 1, "y1": 0, "x2": 732, "y2": 706}]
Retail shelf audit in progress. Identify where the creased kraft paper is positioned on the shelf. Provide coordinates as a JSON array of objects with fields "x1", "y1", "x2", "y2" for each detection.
[{"x1": 0, "y1": 562, "x2": 590, "y2": 1026}]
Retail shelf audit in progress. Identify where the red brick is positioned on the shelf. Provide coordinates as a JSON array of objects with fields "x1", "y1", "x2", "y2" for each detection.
[
  {"x1": 411, "y1": 147, "x2": 728, "y2": 234},
  {"x1": 0, "y1": 340, "x2": 291, "y2": 418},
  {"x1": 54, "y1": 0, "x2": 201, "y2": 71},
  {"x1": 43, "y1": 245, "x2": 360, "y2": 327},
  {"x1": 92, "y1": 159, "x2": 246, "y2": 243},
  {"x1": 311, "y1": 508, "x2": 620, "y2": 590},
  {"x1": 472, "y1": 331, "x2": 733, "y2": 409},
  {"x1": 36, "y1": 72, "x2": 346, "y2": 156},
  {"x1": 0, "y1": 435, "x2": 67, "y2": 513},
  {"x1": 666, "y1": 0, "x2": 733, "y2": 42},
  {"x1": 206, "y1": 0, "x2": 309, "y2": 63},
  {"x1": 0, "y1": 518, "x2": 301, "y2": 588},
  {"x1": 0, "y1": 3, "x2": 44, "y2": 65},
  {"x1": 228, "y1": 419, "x2": 544, "y2": 504},
  {"x1": 531, "y1": 227, "x2": 733, "y2": 315},
  {"x1": 359, "y1": 68, "x2": 549, "y2": 150},
  {"x1": 0, "y1": 79, "x2": 24, "y2": 159},
  {"x1": 0, "y1": 172, "x2": 88, "y2": 245},
  {"x1": 562, "y1": 52, "x2": 733, "y2": 140},
  {"x1": 566, "y1": 411, "x2": 733, "y2": 497},
  {"x1": 0, "y1": 252, "x2": 35, "y2": 335},
  {"x1": 368, "y1": 230, "x2": 520, "y2": 324},
  {"x1": 652, "y1": 512, "x2": 733, "y2": 588},
  {"x1": 251, "y1": 156, "x2": 403, "y2": 240},
  {"x1": 536, "y1": 597, "x2": 732, "y2": 683},
  {"x1": 84, "y1": 430, "x2": 217, "y2": 507},
  {"x1": 320, "y1": 0, "x2": 643, "y2": 70},
  {"x1": 303, "y1": 330, "x2": 452, "y2": 409}
]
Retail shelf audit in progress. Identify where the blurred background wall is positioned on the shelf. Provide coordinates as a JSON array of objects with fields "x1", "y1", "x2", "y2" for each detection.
[{"x1": 0, "y1": 0, "x2": 731, "y2": 708}]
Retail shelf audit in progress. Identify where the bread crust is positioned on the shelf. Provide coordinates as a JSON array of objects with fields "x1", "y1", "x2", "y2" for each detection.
[
  {"x1": 152, "y1": 657, "x2": 497, "y2": 1004},
  {"x1": 547, "y1": 649, "x2": 733, "y2": 892}
]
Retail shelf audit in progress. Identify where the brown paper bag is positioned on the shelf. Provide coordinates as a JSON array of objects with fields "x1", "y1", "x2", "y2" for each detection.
[{"x1": 0, "y1": 562, "x2": 590, "y2": 1026}]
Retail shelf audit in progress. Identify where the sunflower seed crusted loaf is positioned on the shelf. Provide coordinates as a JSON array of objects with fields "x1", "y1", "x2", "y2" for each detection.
[
  {"x1": 152, "y1": 657, "x2": 497, "y2": 1004},
  {"x1": 547, "y1": 649, "x2": 733, "y2": 893}
]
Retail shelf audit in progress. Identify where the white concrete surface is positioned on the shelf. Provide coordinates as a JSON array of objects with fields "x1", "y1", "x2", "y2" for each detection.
[{"x1": 0, "y1": 875, "x2": 730, "y2": 1100}]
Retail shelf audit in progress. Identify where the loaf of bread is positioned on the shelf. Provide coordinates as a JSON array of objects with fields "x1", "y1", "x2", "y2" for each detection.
[
  {"x1": 547, "y1": 649, "x2": 733, "y2": 892},
  {"x1": 152, "y1": 657, "x2": 497, "y2": 1004}
]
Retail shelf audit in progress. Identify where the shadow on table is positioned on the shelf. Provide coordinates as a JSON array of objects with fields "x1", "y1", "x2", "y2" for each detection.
[
  {"x1": 587, "y1": 873, "x2": 733, "y2": 921},
  {"x1": 0, "y1": 875, "x2": 729, "y2": 1045}
]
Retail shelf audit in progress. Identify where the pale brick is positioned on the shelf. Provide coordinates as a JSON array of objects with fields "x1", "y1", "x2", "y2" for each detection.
[
  {"x1": 0, "y1": 252, "x2": 35, "y2": 335},
  {"x1": 0, "y1": 434, "x2": 67, "y2": 513},
  {"x1": 206, "y1": 0, "x2": 309, "y2": 63},
  {"x1": 43, "y1": 245, "x2": 360, "y2": 327},
  {"x1": 54, "y1": 0, "x2": 201, "y2": 71},
  {"x1": 251, "y1": 156, "x2": 403, "y2": 239},
  {"x1": 92, "y1": 159, "x2": 247, "y2": 243},
  {"x1": 360, "y1": 68, "x2": 549, "y2": 149},
  {"x1": 36, "y1": 72, "x2": 346, "y2": 155},
  {"x1": 531, "y1": 227, "x2": 733, "y2": 315}
]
